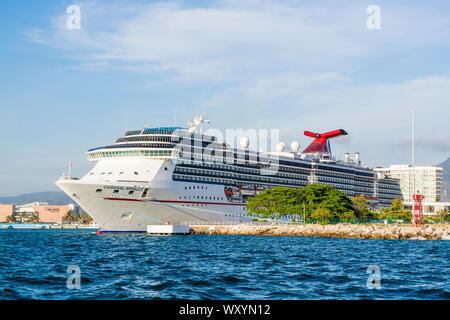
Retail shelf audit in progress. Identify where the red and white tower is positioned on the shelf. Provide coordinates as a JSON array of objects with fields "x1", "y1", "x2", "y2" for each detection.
[
  {"x1": 411, "y1": 110, "x2": 423, "y2": 226},
  {"x1": 412, "y1": 192, "x2": 424, "y2": 226}
]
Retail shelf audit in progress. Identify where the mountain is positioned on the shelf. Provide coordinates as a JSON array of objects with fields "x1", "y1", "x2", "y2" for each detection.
[
  {"x1": 437, "y1": 157, "x2": 450, "y2": 201},
  {"x1": 0, "y1": 191, "x2": 75, "y2": 206}
]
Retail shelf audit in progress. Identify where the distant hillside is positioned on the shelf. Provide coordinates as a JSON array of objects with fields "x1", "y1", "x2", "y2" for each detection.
[
  {"x1": 437, "y1": 157, "x2": 450, "y2": 201},
  {"x1": 0, "y1": 191, "x2": 75, "y2": 206}
]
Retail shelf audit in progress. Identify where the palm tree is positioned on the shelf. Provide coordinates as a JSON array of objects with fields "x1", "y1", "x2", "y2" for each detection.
[
  {"x1": 19, "y1": 212, "x2": 29, "y2": 223},
  {"x1": 30, "y1": 214, "x2": 39, "y2": 223},
  {"x1": 64, "y1": 211, "x2": 74, "y2": 223},
  {"x1": 438, "y1": 209, "x2": 448, "y2": 224}
]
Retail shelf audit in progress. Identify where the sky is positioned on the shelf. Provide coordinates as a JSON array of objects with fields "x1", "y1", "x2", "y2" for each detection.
[{"x1": 0, "y1": 0, "x2": 449, "y2": 196}]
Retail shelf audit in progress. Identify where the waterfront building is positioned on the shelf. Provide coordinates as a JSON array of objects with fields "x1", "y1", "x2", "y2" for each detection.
[
  {"x1": 374, "y1": 165, "x2": 449, "y2": 215},
  {"x1": 0, "y1": 202, "x2": 72, "y2": 223},
  {"x1": 0, "y1": 205, "x2": 15, "y2": 222},
  {"x1": 34, "y1": 204, "x2": 71, "y2": 223}
]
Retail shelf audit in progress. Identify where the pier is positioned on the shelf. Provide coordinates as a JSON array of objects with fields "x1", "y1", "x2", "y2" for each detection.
[
  {"x1": 147, "y1": 225, "x2": 191, "y2": 235},
  {"x1": 189, "y1": 223, "x2": 450, "y2": 240}
]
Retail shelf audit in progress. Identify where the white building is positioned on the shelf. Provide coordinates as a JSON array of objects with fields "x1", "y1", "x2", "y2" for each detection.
[{"x1": 374, "y1": 165, "x2": 449, "y2": 215}]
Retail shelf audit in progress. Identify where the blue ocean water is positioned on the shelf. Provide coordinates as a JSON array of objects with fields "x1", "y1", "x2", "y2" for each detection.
[{"x1": 0, "y1": 229, "x2": 448, "y2": 300}]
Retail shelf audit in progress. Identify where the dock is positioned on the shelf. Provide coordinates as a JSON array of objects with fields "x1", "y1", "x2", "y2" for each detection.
[{"x1": 147, "y1": 225, "x2": 191, "y2": 235}]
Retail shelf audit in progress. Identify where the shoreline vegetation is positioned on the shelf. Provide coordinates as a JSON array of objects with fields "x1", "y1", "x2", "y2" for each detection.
[
  {"x1": 191, "y1": 224, "x2": 450, "y2": 240},
  {"x1": 245, "y1": 185, "x2": 449, "y2": 225}
]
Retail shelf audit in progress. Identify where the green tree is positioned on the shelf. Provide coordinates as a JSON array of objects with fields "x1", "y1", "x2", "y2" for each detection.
[
  {"x1": 5, "y1": 215, "x2": 16, "y2": 223},
  {"x1": 387, "y1": 198, "x2": 412, "y2": 222},
  {"x1": 78, "y1": 211, "x2": 93, "y2": 224},
  {"x1": 437, "y1": 209, "x2": 448, "y2": 224},
  {"x1": 246, "y1": 186, "x2": 300, "y2": 221},
  {"x1": 246, "y1": 184, "x2": 356, "y2": 221},
  {"x1": 30, "y1": 214, "x2": 39, "y2": 223},
  {"x1": 64, "y1": 211, "x2": 74, "y2": 223},
  {"x1": 295, "y1": 184, "x2": 355, "y2": 219},
  {"x1": 351, "y1": 195, "x2": 372, "y2": 218},
  {"x1": 310, "y1": 208, "x2": 334, "y2": 224},
  {"x1": 19, "y1": 212, "x2": 29, "y2": 223},
  {"x1": 340, "y1": 211, "x2": 356, "y2": 220}
]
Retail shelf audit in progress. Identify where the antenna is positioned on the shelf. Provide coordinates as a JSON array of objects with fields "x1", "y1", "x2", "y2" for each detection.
[
  {"x1": 411, "y1": 109, "x2": 415, "y2": 194},
  {"x1": 411, "y1": 108, "x2": 423, "y2": 226},
  {"x1": 69, "y1": 161, "x2": 72, "y2": 178}
]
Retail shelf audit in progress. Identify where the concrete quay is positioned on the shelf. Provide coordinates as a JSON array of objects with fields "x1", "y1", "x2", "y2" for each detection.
[{"x1": 190, "y1": 223, "x2": 450, "y2": 240}]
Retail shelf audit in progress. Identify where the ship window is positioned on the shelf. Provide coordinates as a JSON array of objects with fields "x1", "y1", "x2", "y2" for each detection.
[
  {"x1": 96, "y1": 189, "x2": 102, "y2": 193},
  {"x1": 119, "y1": 172, "x2": 124, "y2": 175},
  {"x1": 128, "y1": 191, "x2": 134, "y2": 195},
  {"x1": 134, "y1": 171, "x2": 139, "y2": 175},
  {"x1": 142, "y1": 188, "x2": 148, "y2": 198},
  {"x1": 113, "y1": 190, "x2": 119, "y2": 194}
]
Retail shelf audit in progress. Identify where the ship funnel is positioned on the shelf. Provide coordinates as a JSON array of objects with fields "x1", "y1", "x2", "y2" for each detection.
[{"x1": 302, "y1": 129, "x2": 348, "y2": 155}]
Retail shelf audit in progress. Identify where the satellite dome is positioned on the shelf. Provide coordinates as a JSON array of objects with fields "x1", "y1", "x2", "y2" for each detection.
[
  {"x1": 276, "y1": 142, "x2": 286, "y2": 152},
  {"x1": 291, "y1": 141, "x2": 300, "y2": 152},
  {"x1": 240, "y1": 136, "x2": 250, "y2": 149}
]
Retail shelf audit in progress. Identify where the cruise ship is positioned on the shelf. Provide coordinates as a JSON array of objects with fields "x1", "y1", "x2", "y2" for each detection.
[{"x1": 56, "y1": 114, "x2": 402, "y2": 232}]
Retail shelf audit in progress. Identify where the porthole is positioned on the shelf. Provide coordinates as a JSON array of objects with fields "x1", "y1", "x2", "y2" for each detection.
[{"x1": 134, "y1": 171, "x2": 139, "y2": 175}]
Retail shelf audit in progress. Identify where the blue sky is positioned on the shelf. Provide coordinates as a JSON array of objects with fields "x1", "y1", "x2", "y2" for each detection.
[{"x1": 0, "y1": 0, "x2": 449, "y2": 196}]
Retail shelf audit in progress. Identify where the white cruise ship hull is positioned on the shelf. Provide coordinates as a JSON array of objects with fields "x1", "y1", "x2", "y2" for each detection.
[{"x1": 56, "y1": 177, "x2": 250, "y2": 232}]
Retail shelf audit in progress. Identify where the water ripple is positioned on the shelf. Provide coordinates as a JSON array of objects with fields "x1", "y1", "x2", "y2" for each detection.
[{"x1": 0, "y1": 230, "x2": 448, "y2": 299}]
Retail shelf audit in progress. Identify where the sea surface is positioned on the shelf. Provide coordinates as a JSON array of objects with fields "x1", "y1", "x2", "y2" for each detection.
[{"x1": 0, "y1": 229, "x2": 448, "y2": 300}]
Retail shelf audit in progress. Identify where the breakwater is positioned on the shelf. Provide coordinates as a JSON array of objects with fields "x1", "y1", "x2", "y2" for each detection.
[{"x1": 191, "y1": 224, "x2": 450, "y2": 240}]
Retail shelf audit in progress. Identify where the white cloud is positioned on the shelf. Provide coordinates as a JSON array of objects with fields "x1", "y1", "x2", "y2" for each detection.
[
  {"x1": 26, "y1": 0, "x2": 450, "y2": 166},
  {"x1": 28, "y1": 0, "x2": 450, "y2": 82},
  {"x1": 202, "y1": 74, "x2": 450, "y2": 166}
]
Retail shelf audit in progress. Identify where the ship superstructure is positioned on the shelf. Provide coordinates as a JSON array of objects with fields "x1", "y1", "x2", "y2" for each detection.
[{"x1": 56, "y1": 114, "x2": 402, "y2": 232}]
